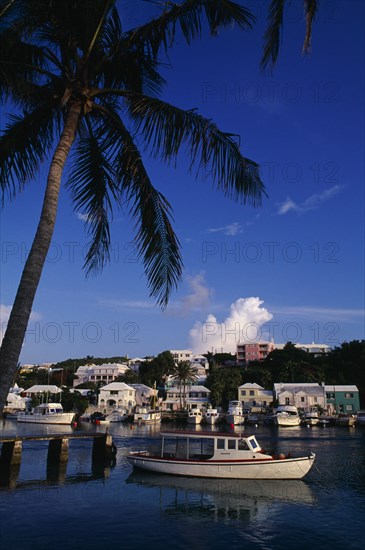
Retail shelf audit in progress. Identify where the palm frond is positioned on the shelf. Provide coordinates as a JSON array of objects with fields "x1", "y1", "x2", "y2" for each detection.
[
  {"x1": 0, "y1": 30, "x2": 49, "y2": 101},
  {"x1": 0, "y1": 99, "x2": 58, "y2": 200},
  {"x1": 124, "y1": 0, "x2": 255, "y2": 60},
  {"x1": 125, "y1": 93, "x2": 265, "y2": 206},
  {"x1": 66, "y1": 128, "x2": 120, "y2": 274},
  {"x1": 260, "y1": 0, "x2": 286, "y2": 71},
  {"x1": 93, "y1": 104, "x2": 183, "y2": 307},
  {"x1": 303, "y1": 0, "x2": 318, "y2": 54}
]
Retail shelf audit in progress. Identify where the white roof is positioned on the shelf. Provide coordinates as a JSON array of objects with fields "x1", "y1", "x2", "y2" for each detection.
[
  {"x1": 25, "y1": 385, "x2": 62, "y2": 394},
  {"x1": 324, "y1": 385, "x2": 358, "y2": 392},
  {"x1": 239, "y1": 382, "x2": 264, "y2": 390},
  {"x1": 99, "y1": 382, "x2": 134, "y2": 391}
]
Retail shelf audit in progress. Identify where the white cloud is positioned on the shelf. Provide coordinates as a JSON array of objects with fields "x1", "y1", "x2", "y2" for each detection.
[
  {"x1": 189, "y1": 297, "x2": 273, "y2": 354},
  {"x1": 166, "y1": 272, "x2": 213, "y2": 316},
  {"x1": 277, "y1": 185, "x2": 343, "y2": 215},
  {"x1": 207, "y1": 222, "x2": 243, "y2": 236},
  {"x1": 77, "y1": 212, "x2": 91, "y2": 223}
]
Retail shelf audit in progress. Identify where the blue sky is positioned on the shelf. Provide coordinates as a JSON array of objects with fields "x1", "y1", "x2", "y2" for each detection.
[{"x1": 1, "y1": 0, "x2": 364, "y2": 363}]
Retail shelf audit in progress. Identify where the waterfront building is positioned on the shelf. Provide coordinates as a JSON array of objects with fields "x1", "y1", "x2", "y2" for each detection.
[
  {"x1": 238, "y1": 383, "x2": 273, "y2": 409},
  {"x1": 274, "y1": 383, "x2": 326, "y2": 411},
  {"x1": 324, "y1": 385, "x2": 360, "y2": 414},
  {"x1": 98, "y1": 382, "x2": 136, "y2": 410},
  {"x1": 163, "y1": 384, "x2": 211, "y2": 411}
]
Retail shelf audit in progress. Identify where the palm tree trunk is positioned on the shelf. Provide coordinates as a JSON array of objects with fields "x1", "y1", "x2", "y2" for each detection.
[{"x1": 0, "y1": 102, "x2": 82, "y2": 413}]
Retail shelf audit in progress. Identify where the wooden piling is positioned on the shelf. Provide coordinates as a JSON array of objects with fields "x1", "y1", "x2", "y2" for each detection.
[
  {"x1": 47, "y1": 438, "x2": 69, "y2": 463},
  {"x1": 0, "y1": 439, "x2": 22, "y2": 466}
]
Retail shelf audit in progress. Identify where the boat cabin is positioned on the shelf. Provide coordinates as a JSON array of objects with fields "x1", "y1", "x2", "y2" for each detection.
[{"x1": 158, "y1": 430, "x2": 263, "y2": 461}]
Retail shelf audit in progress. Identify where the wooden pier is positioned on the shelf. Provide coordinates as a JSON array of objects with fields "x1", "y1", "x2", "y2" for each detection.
[{"x1": 0, "y1": 431, "x2": 116, "y2": 466}]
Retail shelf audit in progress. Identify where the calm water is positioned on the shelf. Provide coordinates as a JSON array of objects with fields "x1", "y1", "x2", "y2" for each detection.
[{"x1": 1, "y1": 420, "x2": 364, "y2": 550}]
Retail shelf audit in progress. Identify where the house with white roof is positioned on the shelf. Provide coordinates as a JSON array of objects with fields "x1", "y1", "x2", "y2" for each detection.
[
  {"x1": 324, "y1": 385, "x2": 360, "y2": 414},
  {"x1": 274, "y1": 383, "x2": 326, "y2": 411},
  {"x1": 164, "y1": 384, "x2": 211, "y2": 411},
  {"x1": 98, "y1": 382, "x2": 136, "y2": 411},
  {"x1": 238, "y1": 383, "x2": 273, "y2": 410}
]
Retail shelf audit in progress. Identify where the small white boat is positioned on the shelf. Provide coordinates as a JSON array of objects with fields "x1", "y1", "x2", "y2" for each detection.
[
  {"x1": 133, "y1": 406, "x2": 161, "y2": 424},
  {"x1": 100, "y1": 408, "x2": 128, "y2": 423},
  {"x1": 16, "y1": 403, "x2": 75, "y2": 425},
  {"x1": 204, "y1": 408, "x2": 219, "y2": 425},
  {"x1": 226, "y1": 401, "x2": 245, "y2": 425},
  {"x1": 302, "y1": 409, "x2": 319, "y2": 426},
  {"x1": 187, "y1": 409, "x2": 203, "y2": 425},
  {"x1": 274, "y1": 405, "x2": 301, "y2": 427},
  {"x1": 127, "y1": 430, "x2": 316, "y2": 480},
  {"x1": 336, "y1": 413, "x2": 357, "y2": 427}
]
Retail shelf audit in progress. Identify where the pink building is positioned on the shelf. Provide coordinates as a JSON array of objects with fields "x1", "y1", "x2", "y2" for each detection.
[{"x1": 236, "y1": 341, "x2": 275, "y2": 364}]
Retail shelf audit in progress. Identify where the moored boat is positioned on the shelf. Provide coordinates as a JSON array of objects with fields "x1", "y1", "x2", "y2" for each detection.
[
  {"x1": 274, "y1": 405, "x2": 301, "y2": 427},
  {"x1": 356, "y1": 410, "x2": 365, "y2": 426},
  {"x1": 100, "y1": 408, "x2": 128, "y2": 423},
  {"x1": 336, "y1": 413, "x2": 357, "y2": 427},
  {"x1": 16, "y1": 403, "x2": 75, "y2": 425},
  {"x1": 226, "y1": 401, "x2": 245, "y2": 425},
  {"x1": 203, "y1": 408, "x2": 219, "y2": 425},
  {"x1": 187, "y1": 409, "x2": 203, "y2": 425},
  {"x1": 302, "y1": 408, "x2": 320, "y2": 426},
  {"x1": 127, "y1": 430, "x2": 316, "y2": 479},
  {"x1": 133, "y1": 406, "x2": 161, "y2": 424}
]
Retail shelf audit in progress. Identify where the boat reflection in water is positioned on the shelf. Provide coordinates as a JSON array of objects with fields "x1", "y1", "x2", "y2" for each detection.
[{"x1": 126, "y1": 471, "x2": 316, "y2": 521}]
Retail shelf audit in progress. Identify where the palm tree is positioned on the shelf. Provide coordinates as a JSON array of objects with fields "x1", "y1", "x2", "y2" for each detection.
[
  {"x1": 0, "y1": 0, "x2": 319, "y2": 413},
  {"x1": 170, "y1": 360, "x2": 198, "y2": 410}
]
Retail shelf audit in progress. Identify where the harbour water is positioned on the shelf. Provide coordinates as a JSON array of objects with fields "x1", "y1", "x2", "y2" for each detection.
[{"x1": 1, "y1": 421, "x2": 364, "y2": 550}]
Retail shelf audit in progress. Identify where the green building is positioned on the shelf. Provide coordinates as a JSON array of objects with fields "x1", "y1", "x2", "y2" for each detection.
[{"x1": 325, "y1": 385, "x2": 360, "y2": 414}]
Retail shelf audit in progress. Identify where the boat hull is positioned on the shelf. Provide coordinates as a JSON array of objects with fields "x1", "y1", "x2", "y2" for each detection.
[
  {"x1": 226, "y1": 414, "x2": 245, "y2": 426},
  {"x1": 127, "y1": 453, "x2": 315, "y2": 480},
  {"x1": 17, "y1": 412, "x2": 75, "y2": 425}
]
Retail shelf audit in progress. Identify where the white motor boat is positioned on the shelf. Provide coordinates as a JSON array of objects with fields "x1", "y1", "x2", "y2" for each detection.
[
  {"x1": 226, "y1": 401, "x2": 245, "y2": 425},
  {"x1": 204, "y1": 408, "x2": 219, "y2": 425},
  {"x1": 274, "y1": 405, "x2": 301, "y2": 427},
  {"x1": 187, "y1": 409, "x2": 203, "y2": 425},
  {"x1": 302, "y1": 409, "x2": 319, "y2": 426},
  {"x1": 100, "y1": 408, "x2": 129, "y2": 423},
  {"x1": 127, "y1": 430, "x2": 316, "y2": 480},
  {"x1": 133, "y1": 406, "x2": 161, "y2": 424},
  {"x1": 16, "y1": 403, "x2": 75, "y2": 425}
]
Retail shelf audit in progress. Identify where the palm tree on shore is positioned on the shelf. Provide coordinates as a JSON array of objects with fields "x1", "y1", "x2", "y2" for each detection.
[
  {"x1": 171, "y1": 361, "x2": 198, "y2": 410},
  {"x1": 0, "y1": 0, "x2": 319, "y2": 413},
  {"x1": 0, "y1": 0, "x2": 265, "y2": 412}
]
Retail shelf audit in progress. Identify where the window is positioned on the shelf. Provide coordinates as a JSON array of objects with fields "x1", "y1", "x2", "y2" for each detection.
[
  {"x1": 345, "y1": 393, "x2": 354, "y2": 399},
  {"x1": 250, "y1": 390, "x2": 254, "y2": 396},
  {"x1": 238, "y1": 439, "x2": 249, "y2": 451},
  {"x1": 301, "y1": 397, "x2": 305, "y2": 402},
  {"x1": 217, "y1": 439, "x2": 225, "y2": 450},
  {"x1": 346, "y1": 405, "x2": 354, "y2": 411},
  {"x1": 228, "y1": 440, "x2": 236, "y2": 450},
  {"x1": 241, "y1": 390, "x2": 246, "y2": 396},
  {"x1": 285, "y1": 397, "x2": 290, "y2": 405}
]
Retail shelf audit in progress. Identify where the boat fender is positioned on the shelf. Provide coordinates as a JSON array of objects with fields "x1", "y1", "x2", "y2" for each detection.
[{"x1": 278, "y1": 453, "x2": 286, "y2": 460}]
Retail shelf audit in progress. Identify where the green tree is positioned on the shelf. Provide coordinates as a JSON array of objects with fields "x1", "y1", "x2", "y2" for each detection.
[
  {"x1": 170, "y1": 360, "x2": 198, "y2": 410},
  {"x1": 205, "y1": 366, "x2": 243, "y2": 410},
  {"x1": 0, "y1": 0, "x2": 266, "y2": 413}
]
